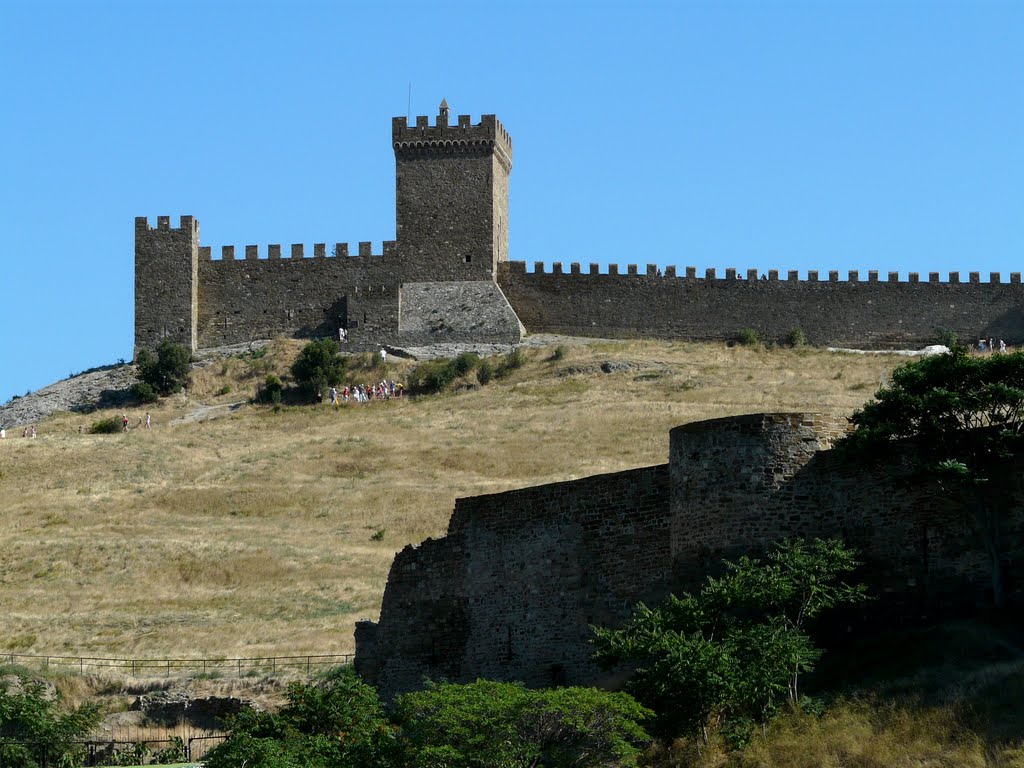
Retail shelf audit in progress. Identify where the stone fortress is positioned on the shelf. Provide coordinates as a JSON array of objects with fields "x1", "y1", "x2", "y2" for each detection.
[
  {"x1": 136, "y1": 101, "x2": 1024, "y2": 356},
  {"x1": 134, "y1": 102, "x2": 1024, "y2": 698}
]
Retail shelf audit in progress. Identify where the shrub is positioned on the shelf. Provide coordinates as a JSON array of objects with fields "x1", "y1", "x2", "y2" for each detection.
[
  {"x1": 136, "y1": 340, "x2": 191, "y2": 396},
  {"x1": 291, "y1": 339, "x2": 346, "y2": 400},
  {"x1": 476, "y1": 359, "x2": 494, "y2": 385},
  {"x1": 409, "y1": 359, "x2": 458, "y2": 395},
  {"x1": 204, "y1": 667, "x2": 398, "y2": 768},
  {"x1": 131, "y1": 381, "x2": 159, "y2": 404},
  {"x1": 395, "y1": 680, "x2": 651, "y2": 768},
  {"x1": 550, "y1": 344, "x2": 568, "y2": 361},
  {"x1": 936, "y1": 329, "x2": 960, "y2": 349},
  {"x1": 452, "y1": 352, "x2": 480, "y2": 377},
  {"x1": 218, "y1": 384, "x2": 232, "y2": 396},
  {"x1": 496, "y1": 348, "x2": 527, "y2": 379},
  {"x1": 90, "y1": 417, "x2": 122, "y2": 434},
  {"x1": 736, "y1": 328, "x2": 761, "y2": 346},
  {"x1": 0, "y1": 674, "x2": 101, "y2": 767},
  {"x1": 260, "y1": 374, "x2": 283, "y2": 405},
  {"x1": 784, "y1": 327, "x2": 807, "y2": 348},
  {"x1": 371, "y1": 528, "x2": 386, "y2": 542}
]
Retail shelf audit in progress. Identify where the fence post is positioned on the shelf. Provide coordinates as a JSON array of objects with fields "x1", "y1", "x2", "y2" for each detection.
[
  {"x1": 307, "y1": 656, "x2": 311, "y2": 675},
  {"x1": 80, "y1": 658, "x2": 83, "y2": 675},
  {"x1": 237, "y1": 658, "x2": 241, "y2": 678},
  {"x1": 131, "y1": 660, "x2": 136, "y2": 676},
  {"x1": 272, "y1": 657, "x2": 276, "y2": 674}
]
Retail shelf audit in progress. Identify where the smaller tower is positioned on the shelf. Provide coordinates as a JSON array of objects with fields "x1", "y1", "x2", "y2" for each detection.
[
  {"x1": 438, "y1": 98, "x2": 450, "y2": 126},
  {"x1": 134, "y1": 215, "x2": 200, "y2": 355}
]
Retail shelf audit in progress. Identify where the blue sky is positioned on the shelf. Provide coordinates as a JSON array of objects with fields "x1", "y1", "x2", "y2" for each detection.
[{"x1": 1, "y1": 0, "x2": 1021, "y2": 404}]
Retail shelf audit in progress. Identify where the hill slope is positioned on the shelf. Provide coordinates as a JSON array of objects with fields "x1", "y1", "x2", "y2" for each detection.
[{"x1": 0, "y1": 338, "x2": 898, "y2": 660}]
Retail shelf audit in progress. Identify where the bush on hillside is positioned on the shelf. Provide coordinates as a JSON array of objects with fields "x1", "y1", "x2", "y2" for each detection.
[
  {"x1": 495, "y1": 347, "x2": 527, "y2": 379},
  {"x1": 549, "y1": 344, "x2": 568, "y2": 361},
  {"x1": 136, "y1": 340, "x2": 191, "y2": 396},
  {"x1": 131, "y1": 381, "x2": 159, "y2": 404},
  {"x1": 409, "y1": 359, "x2": 458, "y2": 395},
  {"x1": 783, "y1": 327, "x2": 807, "y2": 348},
  {"x1": 735, "y1": 328, "x2": 761, "y2": 347},
  {"x1": 452, "y1": 352, "x2": 480, "y2": 377},
  {"x1": 258, "y1": 374, "x2": 284, "y2": 405},
  {"x1": 291, "y1": 339, "x2": 346, "y2": 400},
  {"x1": 90, "y1": 417, "x2": 122, "y2": 434},
  {"x1": 476, "y1": 358, "x2": 494, "y2": 385}
]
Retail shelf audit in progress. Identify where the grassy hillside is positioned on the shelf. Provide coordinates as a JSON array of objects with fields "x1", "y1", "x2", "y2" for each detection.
[{"x1": 0, "y1": 338, "x2": 898, "y2": 661}]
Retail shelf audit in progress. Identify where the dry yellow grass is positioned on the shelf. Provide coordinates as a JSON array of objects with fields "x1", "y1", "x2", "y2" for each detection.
[
  {"x1": 0, "y1": 338, "x2": 900, "y2": 662},
  {"x1": 650, "y1": 700, "x2": 1022, "y2": 768}
]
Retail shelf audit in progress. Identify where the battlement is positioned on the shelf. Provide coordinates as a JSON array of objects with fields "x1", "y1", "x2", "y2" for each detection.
[
  {"x1": 135, "y1": 215, "x2": 197, "y2": 233},
  {"x1": 392, "y1": 102, "x2": 512, "y2": 169},
  {"x1": 199, "y1": 240, "x2": 397, "y2": 261},
  {"x1": 507, "y1": 261, "x2": 1022, "y2": 284}
]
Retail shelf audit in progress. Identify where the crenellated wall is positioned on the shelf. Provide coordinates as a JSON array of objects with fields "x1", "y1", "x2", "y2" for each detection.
[
  {"x1": 497, "y1": 261, "x2": 1024, "y2": 347},
  {"x1": 355, "y1": 412, "x2": 1024, "y2": 699},
  {"x1": 195, "y1": 241, "x2": 398, "y2": 347},
  {"x1": 136, "y1": 104, "x2": 1024, "y2": 356}
]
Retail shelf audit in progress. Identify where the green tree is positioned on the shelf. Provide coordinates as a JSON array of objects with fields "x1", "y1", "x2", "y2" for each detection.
[
  {"x1": 394, "y1": 680, "x2": 651, "y2": 768},
  {"x1": 844, "y1": 347, "x2": 1024, "y2": 606},
  {"x1": 136, "y1": 339, "x2": 191, "y2": 396},
  {"x1": 204, "y1": 667, "x2": 398, "y2": 768},
  {"x1": 291, "y1": 339, "x2": 346, "y2": 400},
  {"x1": 0, "y1": 675, "x2": 101, "y2": 768},
  {"x1": 592, "y1": 539, "x2": 867, "y2": 740}
]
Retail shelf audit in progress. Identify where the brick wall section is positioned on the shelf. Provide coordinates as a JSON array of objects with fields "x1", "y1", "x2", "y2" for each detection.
[
  {"x1": 357, "y1": 412, "x2": 1024, "y2": 700},
  {"x1": 356, "y1": 465, "x2": 671, "y2": 697},
  {"x1": 497, "y1": 264, "x2": 1024, "y2": 347},
  {"x1": 196, "y1": 249, "x2": 398, "y2": 347},
  {"x1": 396, "y1": 282, "x2": 523, "y2": 345}
]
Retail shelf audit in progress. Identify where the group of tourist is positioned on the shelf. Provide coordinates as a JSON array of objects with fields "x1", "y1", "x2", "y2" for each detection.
[
  {"x1": 978, "y1": 338, "x2": 1009, "y2": 353},
  {"x1": 327, "y1": 381, "x2": 403, "y2": 405},
  {"x1": 1, "y1": 425, "x2": 36, "y2": 439},
  {"x1": 121, "y1": 412, "x2": 152, "y2": 432}
]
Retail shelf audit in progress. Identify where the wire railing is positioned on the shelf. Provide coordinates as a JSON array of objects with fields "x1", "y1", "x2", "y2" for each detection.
[
  {"x1": 1, "y1": 651, "x2": 354, "y2": 679},
  {"x1": 0, "y1": 733, "x2": 227, "y2": 766}
]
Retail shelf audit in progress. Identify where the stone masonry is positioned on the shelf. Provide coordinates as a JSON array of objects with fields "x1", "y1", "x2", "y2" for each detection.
[
  {"x1": 136, "y1": 102, "x2": 1024, "y2": 356},
  {"x1": 354, "y1": 412, "x2": 1024, "y2": 699}
]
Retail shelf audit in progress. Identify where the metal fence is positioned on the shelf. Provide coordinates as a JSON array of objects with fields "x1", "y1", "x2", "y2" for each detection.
[
  {"x1": 1, "y1": 651, "x2": 354, "y2": 679},
  {"x1": 0, "y1": 733, "x2": 227, "y2": 766}
]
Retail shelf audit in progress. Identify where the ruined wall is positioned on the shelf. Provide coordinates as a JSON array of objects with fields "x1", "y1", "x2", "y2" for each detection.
[
  {"x1": 667, "y1": 414, "x2": 1009, "y2": 606},
  {"x1": 195, "y1": 242, "x2": 398, "y2": 348},
  {"x1": 357, "y1": 412, "x2": 1024, "y2": 700},
  {"x1": 498, "y1": 262, "x2": 1024, "y2": 347},
  {"x1": 356, "y1": 465, "x2": 671, "y2": 696}
]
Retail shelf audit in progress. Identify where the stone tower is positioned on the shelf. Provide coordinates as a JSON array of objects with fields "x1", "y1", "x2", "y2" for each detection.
[
  {"x1": 134, "y1": 215, "x2": 199, "y2": 354},
  {"x1": 393, "y1": 100, "x2": 512, "y2": 282}
]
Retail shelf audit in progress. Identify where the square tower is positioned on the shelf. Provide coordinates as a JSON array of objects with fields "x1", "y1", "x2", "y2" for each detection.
[{"x1": 393, "y1": 101, "x2": 512, "y2": 282}]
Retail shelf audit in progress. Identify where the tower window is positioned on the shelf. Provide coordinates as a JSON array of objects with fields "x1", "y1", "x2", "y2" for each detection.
[{"x1": 465, "y1": 255, "x2": 472, "y2": 263}]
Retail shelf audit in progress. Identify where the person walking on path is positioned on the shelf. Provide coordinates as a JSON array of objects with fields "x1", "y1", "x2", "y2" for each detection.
[
  {"x1": 122, "y1": 414, "x2": 130, "y2": 433},
  {"x1": 145, "y1": 412, "x2": 152, "y2": 429}
]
